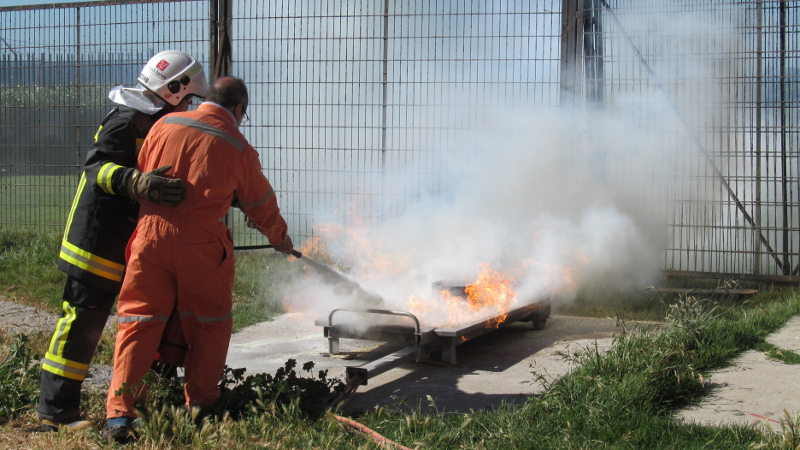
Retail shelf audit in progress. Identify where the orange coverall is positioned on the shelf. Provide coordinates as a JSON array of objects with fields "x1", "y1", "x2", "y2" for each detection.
[{"x1": 106, "y1": 102, "x2": 289, "y2": 419}]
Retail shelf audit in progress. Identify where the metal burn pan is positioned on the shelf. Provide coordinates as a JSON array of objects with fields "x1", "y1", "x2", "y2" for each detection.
[
  {"x1": 315, "y1": 308, "x2": 437, "y2": 355},
  {"x1": 316, "y1": 282, "x2": 551, "y2": 385}
]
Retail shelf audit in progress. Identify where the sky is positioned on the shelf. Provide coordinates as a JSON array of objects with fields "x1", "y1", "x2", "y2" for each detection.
[{"x1": 1, "y1": 0, "x2": 101, "y2": 6}]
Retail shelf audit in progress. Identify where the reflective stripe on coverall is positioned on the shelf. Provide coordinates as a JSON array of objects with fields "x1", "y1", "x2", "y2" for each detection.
[{"x1": 107, "y1": 102, "x2": 288, "y2": 418}]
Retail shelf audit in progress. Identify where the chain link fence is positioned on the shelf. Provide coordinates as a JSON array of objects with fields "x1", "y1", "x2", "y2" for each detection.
[
  {"x1": 0, "y1": 0, "x2": 208, "y2": 230},
  {"x1": 593, "y1": 0, "x2": 799, "y2": 278},
  {"x1": 1, "y1": 0, "x2": 797, "y2": 280}
]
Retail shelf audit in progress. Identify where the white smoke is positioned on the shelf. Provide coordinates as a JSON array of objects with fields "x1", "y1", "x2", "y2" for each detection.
[
  {"x1": 281, "y1": 104, "x2": 680, "y2": 328},
  {"x1": 278, "y1": 3, "x2": 744, "y2": 328}
]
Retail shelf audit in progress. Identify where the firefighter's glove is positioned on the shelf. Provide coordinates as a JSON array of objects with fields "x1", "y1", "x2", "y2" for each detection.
[
  {"x1": 128, "y1": 165, "x2": 186, "y2": 205},
  {"x1": 272, "y1": 235, "x2": 294, "y2": 255}
]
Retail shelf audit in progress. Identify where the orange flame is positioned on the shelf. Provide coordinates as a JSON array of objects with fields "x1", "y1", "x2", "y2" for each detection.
[
  {"x1": 407, "y1": 263, "x2": 519, "y2": 328},
  {"x1": 292, "y1": 221, "x2": 585, "y2": 329}
]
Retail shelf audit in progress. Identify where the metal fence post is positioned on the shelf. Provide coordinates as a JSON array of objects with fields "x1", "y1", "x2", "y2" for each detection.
[
  {"x1": 210, "y1": 0, "x2": 232, "y2": 81},
  {"x1": 560, "y1": 0, "x2": 581, "y2": 104},
  {"x1": 75, "y1": 6, "x2": 81, "y2": 181}
]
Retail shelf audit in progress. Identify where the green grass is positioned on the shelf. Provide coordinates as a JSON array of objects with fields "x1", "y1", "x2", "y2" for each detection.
[
  {"x1": 352, "y1": 293, "x2": 800, "y2": 449},
  {"x1": 0, "y1": 227, "x2": 65, "y2": 309},
  {"x1": 232, "y1": 249, "x2": 303, "y2": 332},
  {"x1": 557, "y1": 278, "x2": 771, "y2": 323},
  {"x1": 0, "y1": 175, "x2": 75, "y2": 229},
  {"x1": 2, "y1": 228, "x2": 800, "y2": 448},
  {"x1": 755, "y1": 342, "x2": 800, "y2": 365}
]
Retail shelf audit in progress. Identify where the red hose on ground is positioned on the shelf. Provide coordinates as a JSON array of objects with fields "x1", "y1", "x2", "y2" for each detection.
[
  {"x1": 748, "y1": 411, "x2": 786, "y2": 425},
  {"x1": 328, "y1": 412, "x2": 412, "y2": 450}
]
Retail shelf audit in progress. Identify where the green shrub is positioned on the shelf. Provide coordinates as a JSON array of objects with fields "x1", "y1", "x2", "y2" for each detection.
[
  {"x1": 0, "y1": 334, "x2": 41, "y2": 422},
  {"x1": 216, "y1": 359, "x2": 345, "y2": 420},
  {"x1": 132, "y1": 359, "x2": 345, "y2": 431}
]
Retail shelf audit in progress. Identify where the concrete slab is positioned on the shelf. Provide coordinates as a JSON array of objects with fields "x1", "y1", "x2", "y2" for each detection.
[
  {"x1": 226, "y1": 314, "x2": 633, "y2": 413},
  {"x1": 675, "y1": 316, "x2": 800, "y2": 431},
  {"x1": 228, "y1": 312, "x2": 800, "y2": 427}
]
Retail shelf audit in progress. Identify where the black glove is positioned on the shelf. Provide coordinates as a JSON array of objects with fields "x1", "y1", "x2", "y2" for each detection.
[{"x1": 127, "y1": 165, "x2": 186, "y2": 205}]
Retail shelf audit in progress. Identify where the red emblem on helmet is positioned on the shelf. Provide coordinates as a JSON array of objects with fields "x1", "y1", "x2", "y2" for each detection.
[{"x1": 156, "y1": 59, "x2": 170, "y2": 71}]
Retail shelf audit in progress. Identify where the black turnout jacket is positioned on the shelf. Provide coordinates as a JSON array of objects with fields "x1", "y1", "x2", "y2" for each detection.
[{"x1": 57, "y1": 105, "x2": 165, "y2": 294}]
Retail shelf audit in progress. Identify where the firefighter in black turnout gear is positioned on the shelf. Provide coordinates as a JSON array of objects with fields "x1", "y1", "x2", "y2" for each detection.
[{"x1": 38, "y1": 50, "x2": 208, "y2": 432}]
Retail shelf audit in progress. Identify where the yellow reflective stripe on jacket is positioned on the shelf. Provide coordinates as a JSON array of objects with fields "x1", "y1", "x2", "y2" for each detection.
[
  {"x1": 59, "y1": 240, "x2": 125, "y2": 282},
  {"x1": 97, "y1": 162, "x2": 123, "y2": 195},
  {"x1": 94, "y1": 124, "x2": 103, "y2": 142},
  {"x1": 62, "y1": 173, "x2": 87, "y2": 241}
]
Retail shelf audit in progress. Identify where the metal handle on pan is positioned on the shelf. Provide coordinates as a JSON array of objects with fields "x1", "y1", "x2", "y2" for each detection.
[{"x1": 327, "y1": 308, "x2": 422, "y2": 345}]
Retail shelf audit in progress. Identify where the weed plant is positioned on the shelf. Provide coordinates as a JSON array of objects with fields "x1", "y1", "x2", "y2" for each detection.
[
  {"x1": 753, "y1": 410, "x2": 800, "y2": 450},
  {"x1": 130, "y1": 359, "x2": 346, "y2": 422},
  {"x1": 0, "y1": 330, "x2": 349, "y2": 447},
  {"x1": 0, "y1": 335, "x2": 39, "y2": 423}
]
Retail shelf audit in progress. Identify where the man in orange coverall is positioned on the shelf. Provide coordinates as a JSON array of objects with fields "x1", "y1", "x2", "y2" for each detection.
[{"x1": 105, "y1": 77, "x2": 294, "y2": 442}]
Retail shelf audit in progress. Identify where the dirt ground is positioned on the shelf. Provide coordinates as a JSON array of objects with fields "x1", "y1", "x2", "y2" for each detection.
[
  {"x1": 2, "y1": 297, "x2": 798, "y2": 432},
  {"x1": 227, "y1": 312, "x2": 627, "y2": 413}
]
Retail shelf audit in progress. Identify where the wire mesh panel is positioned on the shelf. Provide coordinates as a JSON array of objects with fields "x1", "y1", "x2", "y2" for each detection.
[
  {"x1": 232, "y1": 0, "x2": 563, "y2": 247},
  {"x1": 2, "y1": 0, "x2": 798, "y2": 279},
  {"x1": 0, "y1": 0, "x2": 208, "y2": 232},
  {"x1": 596, "y1": 0, "x2": 799, "y2": 277}
]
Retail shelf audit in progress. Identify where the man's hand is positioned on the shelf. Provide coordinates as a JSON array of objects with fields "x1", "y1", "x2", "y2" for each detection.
[
  {"x1": 272, "y1": 236, "x2": 294, "y2": 254},
  {"x1": 244, "y1": 215, "x2": 257, "y2": 229},
  {"x1": 128, "y1": 165, "x2": 186, "y2": 205},
  {"x1": 232, "y1": 196, "x2": 257, "y2": 229}
]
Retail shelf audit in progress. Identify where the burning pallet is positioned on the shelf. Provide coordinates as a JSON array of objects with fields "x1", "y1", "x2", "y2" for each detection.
[{"x1": 315, "y1": 290, "x2": 550, "y2": 387}]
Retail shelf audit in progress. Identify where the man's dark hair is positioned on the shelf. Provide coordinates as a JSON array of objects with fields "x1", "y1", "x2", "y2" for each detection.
[{"x1": 206, "y1": 76, "x2": 248, "y2": 109}]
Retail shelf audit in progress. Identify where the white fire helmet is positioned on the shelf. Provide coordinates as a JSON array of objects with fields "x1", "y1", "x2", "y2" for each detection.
[{"x1": 137, "y1": 50, "x2": 208, "y2": 106}]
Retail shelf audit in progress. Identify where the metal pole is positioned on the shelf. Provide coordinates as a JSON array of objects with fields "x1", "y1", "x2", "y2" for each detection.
[
  {"x1": 381, "y1": 0, "x2": 389, "y2": 169},
  {"x1": 210, "y1": 0, "x2": 218, "y2": 82},
  {"x1": 377, "y1": 0, "x2": 389, "y2": 223},
  {"x1": 755, "y1": 0, "x2": 763, "y2": 274},
  {"x1": 560, "y1": 0, "x2": 582, "y2": 103},
  {"x1": 75, "y1": 7, "x2": 81, "y2": 177},
  {"x1": 210, "y1": 0, "x2": 232, "y2": 82},
  {"x1": 778, "y1": 0, "x2": 789, "y2": 275},
  {"x1": 583, "y1": 0, "x2": 604, "y2": 104},
  {"x1": 211, "y1": 0, "x2": 234, "y2": 229}
]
